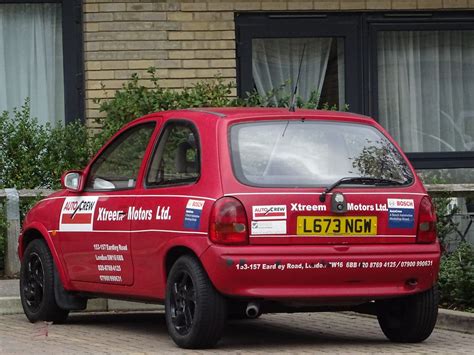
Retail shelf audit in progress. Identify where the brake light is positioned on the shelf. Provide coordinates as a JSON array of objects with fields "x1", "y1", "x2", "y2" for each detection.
[
  {"x1": 417, "y1": 196, "x2": 437, "y2": 243},
  {"x1": 209, "y1": 197, "x2": 248, "y2": 245}
]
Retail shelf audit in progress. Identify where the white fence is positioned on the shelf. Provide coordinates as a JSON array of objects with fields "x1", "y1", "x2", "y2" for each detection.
[{"x1": 1, "y1": 185, "x2": 474, "y2": 277}]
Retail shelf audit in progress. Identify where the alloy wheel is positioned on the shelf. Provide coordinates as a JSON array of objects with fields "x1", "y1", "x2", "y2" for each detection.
[
  {"x1": 169, "y1": 271, "x2": 196, "y2": 335},
  {"x1": 22, "y1": 252, "x2": 44, "y2": 312}
]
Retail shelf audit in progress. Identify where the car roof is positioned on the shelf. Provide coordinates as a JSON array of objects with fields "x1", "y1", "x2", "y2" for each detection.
[{"x1": 131, "y1": 107, "x2": 374, "y2": 126}]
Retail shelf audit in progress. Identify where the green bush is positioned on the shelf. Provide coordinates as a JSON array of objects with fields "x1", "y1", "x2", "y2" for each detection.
[
  {"x1": 0, "y1": 99, "x2": 93, "y2": 190},
  {"x1": 93, "y1": 67, "x2": 345, "y2": 149},
  {"x1": 0, "y1": 100, "x2": 93, "y2": 272},
  {"x1": 92, "y1": 68, "x2": 236, "y2": 151},
  {"x1": 439, "y1": 242, "x2": 474, "y2": 311}
]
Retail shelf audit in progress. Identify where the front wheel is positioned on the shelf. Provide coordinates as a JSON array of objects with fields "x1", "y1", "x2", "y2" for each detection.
[
  {"x1": 377, "y1": 286, "x2": 438, "y2": 343},
  {"x1": 165, "y1": 255, "x2": 226, "y2": 349},
  {"x1": 20, "y1": 239, "x2": 69, "y2": 323}
]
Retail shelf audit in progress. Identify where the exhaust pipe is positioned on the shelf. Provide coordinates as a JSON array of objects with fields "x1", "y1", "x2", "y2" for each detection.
[{"x1": 245, "y1": 301, "x2": 260, "y2": 318}]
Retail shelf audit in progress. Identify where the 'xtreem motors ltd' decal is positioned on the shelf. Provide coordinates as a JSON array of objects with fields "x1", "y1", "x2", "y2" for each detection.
[
  {"x1": 96, "y1": 206, "x2": 172, "y2": 222},
  {"x1": 60, "y1": 196, "x2": 98, "y2": 231}
]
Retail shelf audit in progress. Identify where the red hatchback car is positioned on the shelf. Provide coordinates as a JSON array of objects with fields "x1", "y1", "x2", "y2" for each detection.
[{"x1": 18, "y1": 108, "x2": 440, "y2": 348}]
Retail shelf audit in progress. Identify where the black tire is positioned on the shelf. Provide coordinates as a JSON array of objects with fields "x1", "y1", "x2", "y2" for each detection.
[
  {"x1": 20, "y1": 239, "x2": 69, "y2": 323},
  {"x1": 377, "y1": 286, "x2": 439, "y2": 343},
  {"x1": 165, "y1": 255, "x2": 226, "y2": 349}
]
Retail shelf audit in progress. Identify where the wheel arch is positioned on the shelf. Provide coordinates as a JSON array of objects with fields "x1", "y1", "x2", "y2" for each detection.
[
  {"x1": 19, "y1": 222, "x2": 72, "y2": 290},
  {"x1": 162, "y1": 236, "x2": 212, "y2": 282},
  {"x1": 164, "y1": 245, "x2": 199, "y2": 280}
]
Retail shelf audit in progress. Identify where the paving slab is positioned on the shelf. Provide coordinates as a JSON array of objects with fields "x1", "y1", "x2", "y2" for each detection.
[
  {"x1": 0, "y1": 297, "x2": 23, "y2": 315},
  {"x1": 0, "y1": 279, "x2": 19, "y2": 297}
]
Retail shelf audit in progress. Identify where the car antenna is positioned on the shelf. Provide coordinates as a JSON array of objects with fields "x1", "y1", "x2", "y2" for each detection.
[{"x1": 289, "y1": 43, "x2": 306, "y2": 112}]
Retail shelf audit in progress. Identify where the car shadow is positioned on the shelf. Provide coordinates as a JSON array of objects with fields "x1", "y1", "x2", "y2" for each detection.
[
  {"x1": 64, "y1": 311, "x2": 391, "y2": 349},
  {"x1": 67, "y1": 311, "x2": 166, "y2": 335},
  {"x1": 220, "y1": 318, "x2": 389, "y2": 349}
]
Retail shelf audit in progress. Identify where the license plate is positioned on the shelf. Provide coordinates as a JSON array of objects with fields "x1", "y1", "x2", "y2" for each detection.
[{"x1": 297, "y1": 216, "x2": 377, "y2": 236}]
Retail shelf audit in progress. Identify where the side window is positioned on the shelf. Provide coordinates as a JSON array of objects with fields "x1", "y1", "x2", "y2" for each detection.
[
  {"x1": 86, "y1": 123, "x2": 155, "y2": 190},
  {"x1": 146, "y1": 122, "x2": 200, "y2": 186}
]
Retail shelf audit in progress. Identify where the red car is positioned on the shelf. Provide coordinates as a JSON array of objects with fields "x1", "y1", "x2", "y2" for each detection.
[{"x1": 18, "y1": 108, "x2": 440, "y2": 348}]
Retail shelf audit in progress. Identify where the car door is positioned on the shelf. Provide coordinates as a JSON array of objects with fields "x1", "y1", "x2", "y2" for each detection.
[
  {"x1": 59, "y1": 121, "x2": 156, "y2": 286},
  {"x1": 129, "y1": 120, "x2": 210, "y2": 296}
]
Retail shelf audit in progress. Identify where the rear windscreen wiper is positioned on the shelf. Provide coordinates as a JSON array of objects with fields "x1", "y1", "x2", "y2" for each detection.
[{"x1": 319, "y1": 177, "x2": 403, "y2": 202}]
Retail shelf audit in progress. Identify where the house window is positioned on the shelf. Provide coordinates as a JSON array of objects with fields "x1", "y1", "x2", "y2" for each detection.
[
  {"x1": 236, "y1": 12, "x2": 474, "y2": 170},
  {"x1": 252, "y1": 37, "x2": 345, "y2": 108},
  {"x1": 0, "y1": 1, "x2": 83, "y2": 125},
  {"x1": 377, "y1": 30, "x2": 474, "y2": 154},
  {"x1": 0, "y1": 3, "x2": 63, "y2": 125}
]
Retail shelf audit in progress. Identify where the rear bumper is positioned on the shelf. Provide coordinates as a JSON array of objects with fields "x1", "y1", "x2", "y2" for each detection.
[{"x1": 200, "y1": 243, "x2": 440, "y2": 302}]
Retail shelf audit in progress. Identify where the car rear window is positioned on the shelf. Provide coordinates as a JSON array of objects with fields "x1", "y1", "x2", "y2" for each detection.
[{"x1": 230, "y1": 120, "x2": 414, "y2": 187}]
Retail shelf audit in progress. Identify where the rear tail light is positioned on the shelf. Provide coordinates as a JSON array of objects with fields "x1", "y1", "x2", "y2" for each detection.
[
  {"x1": 417, "y1": 196, "x2": 437, "y2": 243},
  {"x1": 209, "y1": 197, "x2": 248, "y2": 245}
]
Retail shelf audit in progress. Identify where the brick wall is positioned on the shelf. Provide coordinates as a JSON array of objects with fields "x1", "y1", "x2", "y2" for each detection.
[{"x1": 83, "y1": 0, "x2": 474, "y2": 125}]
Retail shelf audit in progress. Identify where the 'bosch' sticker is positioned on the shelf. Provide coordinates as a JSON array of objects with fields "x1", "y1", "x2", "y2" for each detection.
[
  {"x1": 387, "y1": 198, "x2": 415, "y2": 228},
  {"x1": 183, "y1": 199, "x2": 205, "y2": 230}
]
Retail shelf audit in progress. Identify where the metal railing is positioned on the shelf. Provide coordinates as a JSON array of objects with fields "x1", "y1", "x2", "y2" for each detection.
[
  {"x1": 424, "y1": 184, "x2": 474, "y2": 198},
  {"x1": 1, "y1": 184, "x2": 474, "y2": 276}
]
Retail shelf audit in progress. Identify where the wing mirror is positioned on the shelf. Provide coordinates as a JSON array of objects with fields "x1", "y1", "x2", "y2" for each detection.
[{"x1": 61, "y1": 170, "x2": 84, "y2": 192}]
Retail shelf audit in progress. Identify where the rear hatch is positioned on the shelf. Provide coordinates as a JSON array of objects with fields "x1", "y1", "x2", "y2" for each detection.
[{"x1": 223, "y1": 117, "x2": 426, "y2": 245}]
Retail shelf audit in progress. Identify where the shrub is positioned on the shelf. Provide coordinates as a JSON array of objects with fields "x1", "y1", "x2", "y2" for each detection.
[
  {"x1": 439, "y1": 242, "x2": 474, "y2": 311},
  {"x1": 93, "y1": 67, "x2": 345, "y2": 149},
  {"x1": 92, "y1": 68, "x2": 236, "y2": 151},
  {"x1": 0, "y1": 99, "x2": 92, "y2": 190},
  {"x1": 0, "y1": 100, "x2": 93, "y2": 272}
]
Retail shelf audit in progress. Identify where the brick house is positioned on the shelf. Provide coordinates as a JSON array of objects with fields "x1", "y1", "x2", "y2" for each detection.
[{"x1": 1, "y1": 0, "x2": 474, "y2": 173}]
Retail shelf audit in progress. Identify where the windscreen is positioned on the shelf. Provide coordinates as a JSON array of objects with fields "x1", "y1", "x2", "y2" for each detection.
[{"x1": 230, "y1": 120, "x2": 414, "y2": 187}]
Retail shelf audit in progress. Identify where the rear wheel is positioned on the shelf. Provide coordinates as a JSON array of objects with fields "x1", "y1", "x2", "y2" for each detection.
[
  {"x1": 20, "y1": 239, "x2": 69, "y2": 323},
  {"x1": 377, "y1": 286, "x2": 438, "y2": 343},
  {"x1": 165, "y1": 255, "x2": 226, "y2": 349}
]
